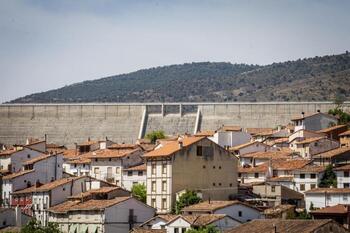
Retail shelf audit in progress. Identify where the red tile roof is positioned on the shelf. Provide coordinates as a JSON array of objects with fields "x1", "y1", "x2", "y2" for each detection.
[
  {"x1": 339, "y1": 130, "x2": 350, "y2": 136},
  {"x1": 124, "y1": 164, "x2": 146, "y2": 171},
  {"x1": 311, "y1": 204, "x2": 350, "y2": 214},
  {"x1": 85, "y1": 148, "x2": 141, "y2": 159},
  {"x1": 305, "y1": 188, "x2": 350, "y2": 194},
  {"x1": 182, "y1": 200, "x2": 259, "y2": 212},
  {"x1": 22, "y1": 153, "x2": 53, "y2": 165},
  {"x1": 144, "y1": 136, "x2": 205, "y2": 158},
  {"x1": 3, "y1": 170, "x2": 35, "y2": 180},
  {"x1": 313, "y1": 147, "x2": 350, "y2": 159}
]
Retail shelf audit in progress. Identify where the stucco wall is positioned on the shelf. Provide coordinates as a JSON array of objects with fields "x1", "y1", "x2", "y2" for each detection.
[{"x1": 1, "y1": 102, "x2": 349, "y2": 147}]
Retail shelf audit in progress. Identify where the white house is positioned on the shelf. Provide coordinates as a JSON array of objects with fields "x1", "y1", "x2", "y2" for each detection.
[
  {"x1": 291, "y1": 112, "x2": 338, "y2": 132},
  {"x1": 305, "y1": 188, "x2": 350, "y2": 211},
  {"x1": 11, "y1": 176, "x2": 89, "y2": 225},
  {"x1": 2, "y1": 153, "x2": 63, "y2": 207},
  {"x1": 208, "y1": 130, "x2": 251, "y2": 149},
  {"x1": 181, "y1": 200, "x2": 262, "y2": 223},
  {"x1": 239, "y1": 151, "x2": 292, "y2": 167},
  {"x1": 64, "y1": 157, "x2": 91, "y2": 176},
  {"x1": 138, "y1": 214, "x2": 177, "y2": 230},
  {"x1": 334, "y1": 164, "x2": 350, "y2": 188},
  {"x1": 165, "y1": 214, "x2": 241, "y2": 233},
  {"x1": 122, "y1": 164, "x2": 147, "y2": 191},
  {"x1": 291, "y1": 165, "x2": 325, "y2": 193},
  {"x1": 48, "y1": 196, "x2": 155, "y2": 233},
  {"x1": 88, "y1": 148, "x2": 143, "y2": 186},
  {"x1": 230, "y1": 141, "x2": 277, "y2": 156}
]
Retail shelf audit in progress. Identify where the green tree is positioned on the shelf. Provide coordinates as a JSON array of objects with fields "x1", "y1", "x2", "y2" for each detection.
[
  {"x1": 145, "y1": 130, "x2": 166, "y2": 144},
  {"x1": 174, "y1": 190, "x2": 202, "y2": 214},
  {"x1": 295, "y1": 209, "x2": 311, "y2": 219},
  {"x1": 328, "y1": 108, "x2": 350, "y2": 125},
  {"x1": 21, "y1": 219, "x2": 62, "y2": 233},
  {"x1": 186, "y1": 226, "x2": 219, "y2": 233},
  {"x1": 319, "y1": 165, "x2": 337, "y2": 188},
  {"x1": 131, "y1": 183, "x2": 146, "y2": 203}
]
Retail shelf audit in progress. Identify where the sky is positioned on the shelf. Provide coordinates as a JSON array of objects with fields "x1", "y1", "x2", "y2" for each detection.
[{"x1": 0, "y1": 0, "x2": 349, "y2": 103}]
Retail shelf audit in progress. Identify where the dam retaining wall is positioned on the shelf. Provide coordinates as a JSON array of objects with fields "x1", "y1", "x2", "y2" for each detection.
[{"x1": 0, "y1": 102, "x2": 349, "y2": 147}]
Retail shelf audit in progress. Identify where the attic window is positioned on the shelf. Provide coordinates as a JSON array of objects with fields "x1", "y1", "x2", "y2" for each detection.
[{"x1": 197, "y1": 146, "x2": 203, "y2": 156}]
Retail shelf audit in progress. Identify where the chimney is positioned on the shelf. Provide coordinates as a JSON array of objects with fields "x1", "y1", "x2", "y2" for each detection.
[
  {"x1": 44, "y1": 134, "x2": 47, "y2": 142},
  {"x1": 74, "y1": 143, "x2": 78, "y2": 155},
  {"x1": 208, "y1": 196, "x2": 211, "y2": 204},
  {"x1": 88, "y1": 137, "x2": 91, "y2": 142},
  {"x1": 301, "y1": 112, "x2": 305, "y2": 117},
  {"x1": 178, "y1": 137, "x2": 184, "y2": 149}
]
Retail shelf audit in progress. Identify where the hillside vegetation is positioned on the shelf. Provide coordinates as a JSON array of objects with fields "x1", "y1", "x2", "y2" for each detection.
[{"x1": 10, "y1": 52, "x2": 350, "y2": 103}]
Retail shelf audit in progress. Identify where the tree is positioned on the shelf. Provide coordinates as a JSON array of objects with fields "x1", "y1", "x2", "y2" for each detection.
[
  {"x1": 145, "y1": 130, "x2": 166, "y2": 144},
  {"x1": 131, "y1": 183, "x2": 146, "y2": 203},
  {"x1": 328, "y1": 107, "x2": 350, "y2": 125},
  {"x1": 174, "y1": 190, "x2": 202, "y2": 214},
  {"x1": 186, "y1": 226, "x2": 219, "y2": 233},
  {"x1": 21, "y1": 219, "x2": 62, "y2": 233},
  {"x1": 319, "y1": 165, "x2": 337, "y2": 188}
]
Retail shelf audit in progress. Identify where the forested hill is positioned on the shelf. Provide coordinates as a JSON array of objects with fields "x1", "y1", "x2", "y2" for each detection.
[{"x1": 10, "y1": 52, "x2": 350, "y2": 103}]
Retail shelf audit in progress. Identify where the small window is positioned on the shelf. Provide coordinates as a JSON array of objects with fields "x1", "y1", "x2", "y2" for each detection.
[
  {"x1": 95, "y1": 158, "x2": 98, "y2": 162},
  {"x1": 343, "y1": 194, "x2": 348, "y2": 201},
  {"x1": 174, "y1": 228, "x2": 179, "y2": 233},
  {"x1": 197, "y1": 146, "x2": 203, "y2": 156},
  {"x1": 213, "y1": 183, "x2": 216, "y2": 186},
  {"x1": 344, "y1": 183, "x2": 350, "y2": 188},
  {"x1": 181, "y1": 228, "x2": 187, "y2": 233},
  {"x1": 310, "y1": 173, "x2": 316, "y2": 179},
  {"x1": 230, "y1": 183, "x2": 232, "y2": 187},
  {"x1": 162, "y1": 163, "x2": 167, "y2": 174},
  {"x1": 218, "y1": 183, "x2": 222, "y2": 186},
  {"x1": 238, "y1": 211, "x2": 242, "y2": 217},
  {"x1": 254, "y1": 173, "x2": 259, "y2": 178},
  {"x1": 27, "y1": 154, "x2": 31, "y2": 158},
  {"x1": 238, "y1": 173, "x2": 241, "y2": 177},
  {"x1": 116, "y1": 167, "x2": 120, "y2": 174},
  {"x1": 109, "y1": 158, "x2": 112, "y2": 162},
  {"x1": 271, "y1": 186, "x2": 276, "y2": 192},
  {"x1": 213, "y1": 166, "x2": 216, "y2": 169},
  {"x1": 63, "y1": 187, "x2": 66, "y2": 191},
  {"x1": 300, "y1": 184, "x2": 305, "y2": 191},
  {"x1": 138, "y1": 171, "x2": 143, "y2": 176},
  {"x1": 219, "y1": 166, "x2": 222, "y2": 169},
  {"x1": 345, "y1": 171, "x2": 350, "y2": 177},
  {"x1": 151, "y1": 164, "x2": 156, "y2": 175},
  {"x1": 300, "y1": 174, "x2": 305, "y2": 179},
  {"x1": 311, "y1": 184, "x2": 316, "y2": 189},
  {"x1": 162, "y1": 181, "x2": 167, "y2": 192},
  {"x1": 202, "y1": 165, "x2": 206, "y2": 169},
  {"x1": 162, "y1": 198, "x2": 167, "y2": 209},
  {"x1": 152, "y1": 181, "x2": 156, "y2": 192},
  {"x1": 151, "y1": 198, "x2": 156, "y2": 208},
  {"x1": 128, "y1": 171, "x2": 133, "y2": 176}
]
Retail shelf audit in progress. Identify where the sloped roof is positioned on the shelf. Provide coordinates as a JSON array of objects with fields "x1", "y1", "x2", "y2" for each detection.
[
  {"x1": 167, "y1": 214, "x2": 236, "y2": 227},
  {"x1": 85, "y1": 148, "x2": 141, "y2": 159},
  {"x1": 0, "y1": 148, "x2": 18, "y2": 157},
  {"x1": 313, "y1": 147, "x2": 350, "y2": 159},
  {"x1": 291, "y1": 112, "x2": 338, "y2": 121},
  {"x1": 182, "y1": 200, "x2": 259, "y2": 212},
  {"x1": 124, "y1": 163, "x2": 146, "y2": 171},
  {"x1": 194, "y1": 131, "x2": 216, "y2": 137},
  {"x1": 317, "y1": 124, "x2": 347, "y2": 133},
  {"x1": 144, "y1": 136, "x2": 205, "y2": 158},
  {"x1": 3, "y1": 170, "x2": 35, "y2": 180},
  {"x1": 225, "y1": 219, "x2": 335, "y2": 233},
  {"x1": 339, "y1": 130, "x2": 350, "y2": 136},
  {"x1": 311, "y1": 204, "x2": 350, "y2": 215},
  {"x1": 240, "y1": 151, "x2": 292, "y2": 159},
  {"x1": 22, "y1": 153, "x2": 53, "y2": 165},
  {"x1": 295, "y1": 137, "x2": 326, "y2": 145},
  {"x1": 305, "y1": 188, "x2": 350, "y2": 194}
]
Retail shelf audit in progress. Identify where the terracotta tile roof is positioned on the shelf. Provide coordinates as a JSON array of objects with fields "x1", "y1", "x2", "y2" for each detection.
[
  {"x1": 230, "y1": 141, "x2": 259, "y2": 151},
  {"x1": 339, "y1": 130, "x2": 350, "y2": 136},
  {"x1": 225, "y1": 219, "x2": 334, "y2": 233},
  {"x1": 69, "y1": 187, "x2": 121, "y2": 199},
  {"x1": 239, "y1": 159, "x2": 311, "y2": 173},
  {"x1": 294, "y1": 165, "x2": 326, "y2": 173},
  {"x1": 240, "y1": 151, "x2": 292, "y2": 159},
  {"x1": 62, "y1": 149, "x2": 79, "y2": 159},
  {"x1": 108, "y1": 143, "x2": 139, "y2": 150},
  {"x1": 12, "y1": 177, "x2": 84, "y2": 194},
  {"x1": 66, "y1": 157, "x2": 91, "y2": 164},
  {"x1": 0, "y1": 148, "x2": 18, "y2": 157},
  {"x1": 311, "y1": 204, "x2": 350, "y2": 214},
  {"x1": 317, "y1": 124, "x2": 348, "y2": 133},
  {"x1": 219, "y1": 125, "x2": 242, "y2": 132},
  {"x1": 85, "y1": 148, "x2": 141, "y2": 159},
  {"x1": 194, "y1": 130, "x2": 216, "y2": 137},
  {"x1": 157, "y1": 214, "x2": 178, "y2": 222},
  {"x1": 22, "y1": 153, "x2": 52, "y2": 165},
  {"x1": 49, "y1": 196, "x2": 131, "y2": 213},
  {"x1": 144, "y1": 136, "x2": 205, "y2": 158},
  {"x1": 266, "y1": 137, "x2": 289, "y2": 146},
  {"x1": 295, "y1": 137, "x2": 326, "y2": 145},
  {"x1": 246, "y1": 128, "x2": 274, "y2": 135},
  {"x1": 334, "y1": 164, "x2": 350, "y2": 171},
  {"x1": 238, "y1": 164, "x2": 268, "y2": 173},
  {"x1": 3, "y1": 170, "x2": 35, "y2": 180},
  {"x1": 313, "y1": 147, "x2": 350, "y2": 159},
  {"x1": 305, "y1": 188, "x2": 350, "y2": 194},
  {"x1": 77, "y1": 140, "x2": 99, "y2": 146},
  {"x1": 182, "y1": 200, "x2": 258, "y2": 212},
  {"x1": 25, "y1": 139, "x2": 45, "y2": 146},
  {"x1": 124, "y1": 163, "x2": 146, "y2": 171},
  {"x1": 176, "y1": 214, "x2": 229, "y2": 226}
]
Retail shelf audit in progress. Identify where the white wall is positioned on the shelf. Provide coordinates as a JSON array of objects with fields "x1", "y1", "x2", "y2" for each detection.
[
  {"x1": 305, "y1": 192, "x2": 350, "y2": 210},
  {"x1": 209, "y1": 131, "x2": 251, "y2": 148},
  {"x1": 215, "y1": 204, "x2": 262, "y2": 223},
  {"x1": 122, "y1": 170, "x2": 146, "y2": 191}
]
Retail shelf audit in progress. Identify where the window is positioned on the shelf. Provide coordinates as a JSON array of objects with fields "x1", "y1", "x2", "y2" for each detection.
[
  {"x1": 219, "y1": 166, "x2": 222, "y2": 169},
  {"x1": 310, "y1": 184, "x2": 316, "y2": 189},
  {"x1": 230, "y1": 183, "x2": 232, "y2": 187},
  {"x1": 327, "y1": 195, "x2": 332, "y2": 202},
  {"x1": 271, "y1": 186, "x2": 275, "y2": 192},
  {"x1": 343, "y1": 194, "x2": 348, "y2": 201},
  {"x1": 109, "y1": 158, "x2": 112, "y2": 162},
  {"x1": 151, "y1": 164, "x2": 156, "y2": 175},
  {"x1": 254, "y1": 173, "x2": 259, "y2": 178},
  {"x1": 197, "y1": 146, "x2": 203, "y2": 156},
  {"x1": 128, "y1": 171, "x2": 133, "y2": 176},
  {"x1": 133, "y1": 182, "x2": 138, "y2": 186},
  {"x1": 152, "y1": 181, "x2": 156, "y2": 192},
  {"x1": 162, "y1": 198, "x2": 167, "y2": 209},
  {"x1": 344, "y1": 183, "x2": 350, "y2": 188},
  {"x1": 151, "y1": 198, "x2": 156, "y2": 208},
  {"x1": 344, "y1": 171, "x2": 350, "y2": 177},
  {"x1": 27, "y1": 154, "x2": 31, "y2": 158},
  {"x1": 94, "y1": 167, "x2": 100, "y2": 174},
  {"x1": 300, "y1": 184, "x2": 305, "y2": 191},
  {"x1": 181, "y1": 228, "x2": 187, "y2": 233},
  {"x1": 174, "y1": 228, "x2": 179, "y2": 233},
  {"x1": 116, "y1": 167, "x2": 120, "y2": 174},
  {"x1": 203, "y1": 165, "x2": 206, "y2": 169},
  {"x1": 162, "y1": 181, "x2": 167, "y2": 192},
  {"x1": 310, "y1": 173, "x2": 316, "y2": 179},
  {"x1": 300, "y1": 174, "x2": 305, "y2": 179},
  {"x1": 238, "y1": 173, "x2": 241, "y2": 177},
  {"x1": 162, "y1": 163, "x2": 167, "y2": 174},
  {"x1": 138, "y1": 171, "x2": 143, "y2": 176},
  {"x1": 116, "y1": 180, "x2": 120, "y2": 186},
  {"x1": 213, "y1": 183, "x2": 216, "y2": 186},
  {"x1": 213, "y1": 166, "x2": 216, "y2": 169},
  {"x1": 238, "y1": 211, "x2": 242, "y2": 217},
  {"x1": 95, "y1": 158, "x2": 98, "y2": 162}
]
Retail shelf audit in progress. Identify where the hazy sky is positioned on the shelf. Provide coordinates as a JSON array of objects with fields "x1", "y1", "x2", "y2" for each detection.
[{"x1": 1, "y1": 0, "x2": 349, "y2": 103}]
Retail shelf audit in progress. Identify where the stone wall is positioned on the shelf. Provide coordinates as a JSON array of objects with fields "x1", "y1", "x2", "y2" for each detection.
[{"x1": 0, "y1": 102, "x2": 349, "y2": 147}]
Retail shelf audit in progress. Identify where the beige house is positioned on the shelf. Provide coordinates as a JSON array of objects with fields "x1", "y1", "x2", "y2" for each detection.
[
  {"x1": 293, "y1": 137, "x2": 339, "y2": 158},
  {"x1": 143, "y1": 136, "x2": 238, "y2": 213}
]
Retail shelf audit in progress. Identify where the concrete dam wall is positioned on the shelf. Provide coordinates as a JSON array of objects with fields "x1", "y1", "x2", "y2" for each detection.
[{"x1": 0, "y1": 102, "x2": 349, "y2": 147}]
